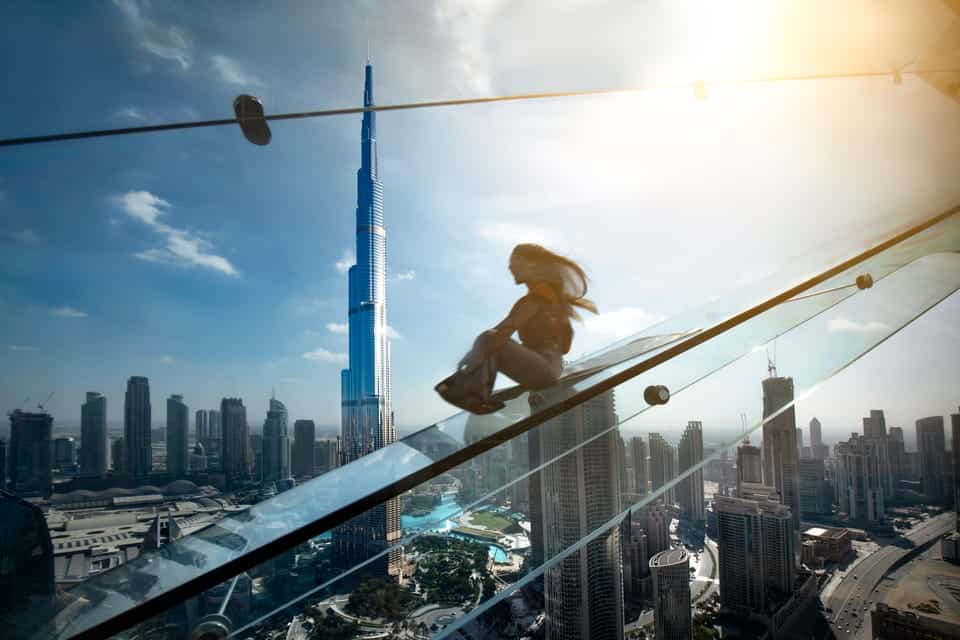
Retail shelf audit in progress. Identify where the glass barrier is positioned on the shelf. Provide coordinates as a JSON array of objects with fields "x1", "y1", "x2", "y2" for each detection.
[
  {"x1": 43, "y1": 243, "x2": 957, "y2": 640},
  {"x1": 14, "y1": 207, "x2": 956, "y2": 640}
]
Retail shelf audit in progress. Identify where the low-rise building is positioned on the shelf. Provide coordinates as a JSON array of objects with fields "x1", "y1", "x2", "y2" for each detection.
[{"x1": 801, "y1": 526, "x2": 852, "y2": 563}]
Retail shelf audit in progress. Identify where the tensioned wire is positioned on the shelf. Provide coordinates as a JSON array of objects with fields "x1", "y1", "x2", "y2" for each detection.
[
  {"x1": 225, "y1": 263, "x2": 901, "y2": 638},
  {"x1": 0, "y1": 67, "x2": 957, "y2": 147}
]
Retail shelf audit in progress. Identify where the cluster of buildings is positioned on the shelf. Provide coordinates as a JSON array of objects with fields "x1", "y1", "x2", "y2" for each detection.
[{"x1": 2, "y1": 380, "x2": 343, "y2": 500}]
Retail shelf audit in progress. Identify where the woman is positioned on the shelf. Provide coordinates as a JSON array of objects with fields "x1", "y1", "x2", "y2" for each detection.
[{"x1": 435, "y1": 243, "x2": 597, "y2": 414}]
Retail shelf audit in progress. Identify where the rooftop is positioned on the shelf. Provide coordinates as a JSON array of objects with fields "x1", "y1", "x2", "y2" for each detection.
[
  {"x1": 880, "y1": 552, "x2": 960, "y2": 627},
  {"x1": 650, "y1": 547, "x2": 689, "y2": 568}
]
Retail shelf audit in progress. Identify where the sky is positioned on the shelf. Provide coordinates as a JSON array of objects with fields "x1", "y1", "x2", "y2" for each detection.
[{"x1": 1, "y1": 1, "x2": 959, "y2": 447}]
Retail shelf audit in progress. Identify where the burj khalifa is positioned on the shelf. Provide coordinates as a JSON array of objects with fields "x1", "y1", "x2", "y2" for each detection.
[{"x1": 333, "y1": 60, "x2": 401, "y2": 578}]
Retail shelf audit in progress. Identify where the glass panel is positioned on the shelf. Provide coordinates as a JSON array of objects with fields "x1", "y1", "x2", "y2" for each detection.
[
  {"x1": 14, "y1": 207, "x2": 960, "y2": 639},
  {"x1": 171, "y1": 250, "x2": 960, "y2": 640}
]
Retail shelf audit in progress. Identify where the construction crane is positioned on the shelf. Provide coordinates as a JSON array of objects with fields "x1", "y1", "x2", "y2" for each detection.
[
  {"x1": 37, "y1": 392, "x2": 54, "y2": 413},
  {"x1": 766, "y1": 340, "x2": 778, "y2": 378}
]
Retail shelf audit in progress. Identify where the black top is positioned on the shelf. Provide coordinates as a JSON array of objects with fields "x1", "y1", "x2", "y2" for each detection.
[{"x1": 512, "y1": 291, "x2": 573, "y2": 354}]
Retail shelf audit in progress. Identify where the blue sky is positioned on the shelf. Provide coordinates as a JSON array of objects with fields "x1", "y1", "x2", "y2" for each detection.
[{"x1": 1, "y1": 1, "x2": 959, "y2": 444}]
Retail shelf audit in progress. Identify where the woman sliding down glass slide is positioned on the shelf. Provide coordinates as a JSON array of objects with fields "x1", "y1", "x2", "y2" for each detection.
[{"x1": 436, "y1": 243, "x2": 597, "y2": 414}]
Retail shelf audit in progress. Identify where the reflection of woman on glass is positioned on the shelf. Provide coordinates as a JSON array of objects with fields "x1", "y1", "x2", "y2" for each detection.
[{"x1": 436, "y1": 243, "x2": 597, "y2": 414}]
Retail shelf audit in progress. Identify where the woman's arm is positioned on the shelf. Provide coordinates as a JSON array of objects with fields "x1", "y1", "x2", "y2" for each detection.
[{"x1": 490, "y1": 295, "x2": 539, "y2": 339}]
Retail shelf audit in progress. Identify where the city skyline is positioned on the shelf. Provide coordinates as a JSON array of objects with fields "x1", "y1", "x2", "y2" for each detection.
[{"x1": 2, "y1": 4, "x2": 960, "y2": 433}]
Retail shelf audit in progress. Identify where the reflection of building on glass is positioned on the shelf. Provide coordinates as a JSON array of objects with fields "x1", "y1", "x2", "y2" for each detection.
[
  {"x1": 124, "y1": 376, "x2": 152, "y2": 479},
  {"x1": 650, "y1": 548, "x2": 691, "y2": 640},
  {"x1": 529, "y1": 388, "x2": 624, "y2": 640},
  {"x1": 334, "y1": 59, "x2": 401, "y2": 579},
  {"x1": 80, "y1": 392, "x2": 108, "y2": 477},
  {"x1": 8, "y1": 409, "x2": 53, "y2": 497}
]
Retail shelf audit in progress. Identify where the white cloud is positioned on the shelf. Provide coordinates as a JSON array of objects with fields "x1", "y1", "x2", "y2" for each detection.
[
  {"x1": 115, "y1": 106, "x2": 146, "y2": 121},
  {"x1": 335, "y1": 249, "x2": 355, "y2": 274},
  {"x1": 386, "y1": 325, "x2": 401, "y2": 340},
  {"x1": 211, "y1": 54, "x2": 264, "y2": 87},
  {"x1": 326, "y1": 322, "x2": 348, "y2": 334},
  {"x1": 113, "y1": 190, "x2": 239, "y2": 277},
  {"x1": 159, "y1": 355, "x2": 175, "y2": 364},
  {"x1": 8, "y1": 229, "x2": 37, "y2": 243},
  {"x1": 7, "y1": 344, "x2": 40, "y2": 352},
  {"x1": 582, "y1": 307, "x2": 664, "y2": 339},
  {"x1": 397, "y1": 270, "x2": 417, "y2": 281},
  {"x1": 52, "y1": 306, "x2": 88, "y2": 318},
  {"x1": 827, "y1": 317, "x2": 889, "y2": 333},
  {"x1": 302, "y1": 348, "x2": 348, "y2": 364},
  {"x1": 112, "y1": 0, "x2": 192, "y2": 70}
]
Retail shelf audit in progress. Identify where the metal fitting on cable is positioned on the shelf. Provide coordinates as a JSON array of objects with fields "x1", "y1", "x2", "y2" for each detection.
[
  {"x1": 856, "y1": 273, "x2": 873, "y2": 289},
  {"x1": 644, "y1": 385, "x2": 670, "y2": 405}
]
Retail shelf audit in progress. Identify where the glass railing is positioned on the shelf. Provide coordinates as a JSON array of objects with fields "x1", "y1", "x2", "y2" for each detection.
[{"x1": 9, "y1": 204, "x2": 958, "y2": 640}]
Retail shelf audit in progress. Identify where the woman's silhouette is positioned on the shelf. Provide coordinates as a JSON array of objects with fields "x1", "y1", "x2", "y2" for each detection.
[{"x1": 436, "y1": 243, "x2": 597, "y2": 414}]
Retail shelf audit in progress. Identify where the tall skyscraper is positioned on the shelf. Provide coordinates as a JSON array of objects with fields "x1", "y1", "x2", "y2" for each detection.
[
  {"x1": 334, "y1": 59, "x2": 401, "y2": 578},
  {"x1": 195, "y1": 410, "x2": 209, "y2": 445},
  {"x1": 798, "y1": 458, "x2": 830, "y2": 515},
  {"x1": 220, "y1": 398, "x2": 249, "y2": 488},
  {"x1": 835, "y1": 433, "x2": 885, "y2": 521},
  {"x1": 650, "y1": 548, "x2": 692, "y2": 640},
  {"x1": 292, "y1": 419, "x2": 316, "y2": 477},
  {"x1": 887, "y1": 426, "x2": 905, "y2": 489},
  {"x1": 8, "y1": 410, "x2": 53, "y2": 497},
  {"x1": 262, "y1": 395, "x2": 290, "y2": 483},
  {"x1": 809, "y1": 417, "x2": 829, "y2": 460},
  {"x1": 716, "y1": 492, "x2": 795, "y2": 615},
  {"x1": 916, "y1": 416, "x2": 946, "y2": 500},
  {"x1": 532, "y1": 389, "x2": 624, "y2": 640},
  {"x1": 648, "y1": 433, "x2": 676, "y2": 505},
  {"x1": 796, "y1": 428, "x2": 803, "y2": 450},
  {"x1": 761, "y1": 375, "x2": 801, "y2": 529},
  {"x1": 677, "y1": 421, "x2": 705, "y2": 522},
  {"x1": 80, "y1": 392, "x2": 108, "y2": 477},
  {"x1": 0, "y1": 439, "x2": 6, "y2": 491},
  {"x1": 124, "y1": 376, "x2": 152, "y2": 478},
  {"x1": 208, "y1": 410, "x2": 221, "y2": 443},
  {"x1": 736, "y1": 438, "x2": 762, "y2": 497},
  {"x1": 862, "y1": 410, "x2": 894, "y2": 498},
  {"x1": 628, "y1": 436, "x2": 648, "y2": 495},
  {"x1": 634, "y1": 500, "x2": 672, "y2": 559},
  {"x1": 166, "y1": 394, "x2": 189, "y2": 478}
]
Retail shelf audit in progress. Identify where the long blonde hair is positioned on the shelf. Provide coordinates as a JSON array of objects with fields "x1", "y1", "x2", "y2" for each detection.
[{"x1": 512, "y1": 243, "x2": 598, "y2": 321}]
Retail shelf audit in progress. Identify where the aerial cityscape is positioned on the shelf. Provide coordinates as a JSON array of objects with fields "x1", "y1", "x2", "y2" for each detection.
[{"x1": 1, "y1": 3, "x2": 960, "y2": 640}]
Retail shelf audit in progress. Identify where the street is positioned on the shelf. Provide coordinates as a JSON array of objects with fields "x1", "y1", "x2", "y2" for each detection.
[{"x1": 823, "y1": 512, "x2": 955, "y2": 639}]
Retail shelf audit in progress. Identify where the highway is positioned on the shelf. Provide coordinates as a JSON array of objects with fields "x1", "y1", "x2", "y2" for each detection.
[{"x1": 823, "y1": 512, "x2": 954, "y2": 638}]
